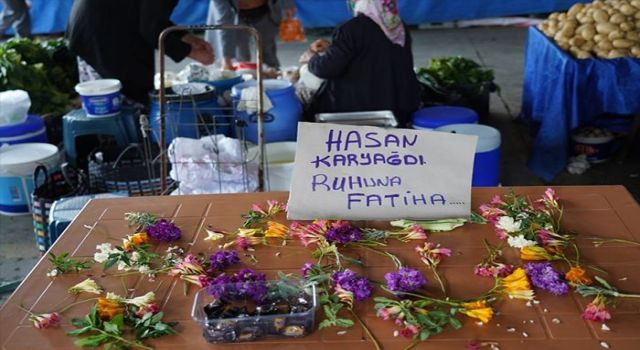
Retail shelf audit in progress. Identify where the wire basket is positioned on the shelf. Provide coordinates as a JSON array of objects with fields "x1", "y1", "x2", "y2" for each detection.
[{"x1": 154, "y1": 24, "x2": 269, "y2": 195}]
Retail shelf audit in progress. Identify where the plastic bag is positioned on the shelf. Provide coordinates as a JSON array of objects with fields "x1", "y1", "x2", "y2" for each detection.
[
  {"x1": 0, "y1": 90, "x2": 31, "y2": 126},
  {"x1": 279, "y1": 18, "x2": 306, "y2": 42},
  {"x1": 168, "y1": 136, "x2": 258, "y2": 194}
]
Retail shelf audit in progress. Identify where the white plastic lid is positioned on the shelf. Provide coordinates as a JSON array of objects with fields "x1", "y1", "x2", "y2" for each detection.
[
  {"x1": 435, "y1": 124, "x2": 501, "y2": 153},
  {"x1": 0, "y1": 143, "x2": 60, "y2": 175},
  {"x1": 75, "y1": 79, "x2": 122, "y2": 96}
]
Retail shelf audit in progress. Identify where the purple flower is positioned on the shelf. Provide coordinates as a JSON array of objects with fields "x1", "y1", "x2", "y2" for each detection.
[
  {"x1": 207, "y1": 268, "x2": 268, "y2": 303},
  {"x1": 385, "y1": 267, "x2": 427, "y2": 293},
  {"x1": 146, "y1": 219, "x2": 181, "y2": 241},
  {"x1": 331, "y1": 269, "x2": 373, "y2": 301},
  {"x1": 524, "y1": 262, "x2": 569, "y2": 296},
  {"x1": 207, "y1": 274, "x2": 232, "y2": 299},
  {"x1": 325, "y1": 221, "x2": 362, "y2": 245},
  {"x1": 301, "y1": 263, "x2": 315, "y2": 277},
  {"x1": 209, "y1": 250, "x2": 240, "y2": 270}
]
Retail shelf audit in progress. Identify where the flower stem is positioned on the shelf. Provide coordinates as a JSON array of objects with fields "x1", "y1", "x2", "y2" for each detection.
[
  {"x1": 431, "y1": 267, "x2": 447, "y2": 297},
  {"x1": 380, "y1": 286, "x2": 461, "y2": 307},
  {"x1": 58, "y1": 298, "x2": 100, "y2": 313},
  {"x1": 403, "y1": 339, "x2": 420, "y2": 350},
  {"x1": 349, "y1": 309, "x2": 381, "y2": 350},
  {"x1": 94, "y1": 327, "x2": 153, "y2": 350}
]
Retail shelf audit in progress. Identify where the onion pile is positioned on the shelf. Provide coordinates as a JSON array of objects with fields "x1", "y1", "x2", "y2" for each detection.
[{"x1": 538, "y1": 0, "x2": 640, "y2": 59}]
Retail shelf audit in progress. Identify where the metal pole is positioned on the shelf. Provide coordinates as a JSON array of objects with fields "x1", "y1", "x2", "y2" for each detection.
[{"x1": 157, "y1": 25, "x2": 266, "y2": 193}]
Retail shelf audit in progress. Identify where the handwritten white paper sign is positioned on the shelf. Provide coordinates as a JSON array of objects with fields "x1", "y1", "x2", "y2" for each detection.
[{"x1": 286, "y1": 122, "x2": 478, "y2": 220}]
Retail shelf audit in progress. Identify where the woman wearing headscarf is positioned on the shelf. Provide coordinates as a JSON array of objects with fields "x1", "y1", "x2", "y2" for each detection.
[{"x1": 302, "y1": 0, "x2": 420, "y2": 127}]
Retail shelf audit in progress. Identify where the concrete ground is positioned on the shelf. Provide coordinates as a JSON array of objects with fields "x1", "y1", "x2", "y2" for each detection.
[{"x1": 1, "y1": 26, "x2": 638, "y2": 303}]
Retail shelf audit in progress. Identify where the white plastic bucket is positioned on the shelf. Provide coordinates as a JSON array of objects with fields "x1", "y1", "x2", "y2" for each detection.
[
  {"x1": 0, "y1": 143, "x2": 61, "y2": 215},
  {"x1": 249, "y1": 142, "x2": 297, "y2": 191},
  {"x1": 75, "y1": 79, "x2": 122, "y2": 117}
]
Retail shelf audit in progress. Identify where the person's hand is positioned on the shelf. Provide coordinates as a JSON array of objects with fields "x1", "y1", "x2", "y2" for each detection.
[
  {"x1": 310, "y1": 39, "x2": 330, "y2": 53},
  {"x1": 182, "y1": 34, "x2": 215, "y2": 65},
  {"x1": 283, "y1": 7, "x2": 296, "y2": 19},
  {"x1": 298, "y1": 49, "x2": 315, "y2": 65}
]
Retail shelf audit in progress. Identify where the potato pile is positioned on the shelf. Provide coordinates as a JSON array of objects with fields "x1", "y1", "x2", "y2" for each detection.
[{"x1": 538, "y1": 0, "x2": 640, "y2": 59}]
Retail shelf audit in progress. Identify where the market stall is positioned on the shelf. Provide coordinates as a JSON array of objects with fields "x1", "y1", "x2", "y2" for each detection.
[
  {"x1": 0, "y1": 187, "x2": 639, "y2": 349},
  {"x1": 1, "y1": 0, "x2": 589, "y2": 35},
  {"x1": 521, "y1": 1, "x2": 640, "y2": 181}
]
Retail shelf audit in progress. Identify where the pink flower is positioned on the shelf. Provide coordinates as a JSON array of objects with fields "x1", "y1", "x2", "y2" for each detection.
[
  {"x1": 288, "y1": 221, "x2": 326, "y2": 247},
  {"x1": 251, "y1": 204, "x2": 267, "y2": 215},
  {"x1": 478, "y1": 204, "x2": 506, "y2": 223},
  {"x1": 377, "y1": 307, "x2": 391, "y2": 320},
  {"x1": 266, "y1": 200, "x2": 286, "y2": 215},
  {"x1": 399, "y1": 325, "x2": 418, "y2": 338},
  {"x1": 181, "y1": 274, "x2": 211, "y2": 288},
  {"x1": 466, "y1": 340, "x2": 481, "y2": 350},
  {"x1": 416, "y1": 241, "x2": 452, "y2": 266},
  {"x1": 400, "y1": 224, "x2": 427, "y2": 241},
  {"x1": 236, "y1": 237, "x2": 249, "y2": 251},
  {"x1": 490, "y1": 195, "x2": 505, "y2": 206},
  {"x1": 135, "y1": 303, "x2": 160, "y2": 317},
  {"x1": 29, "y1": 312, "x2": 60, "y2": 329},
  {"x1": 582, "y1": 295, "x2": 611, "y2": 322},
  {"x1": 495, "y1": 228, "x2": 508, "y2": 240}
]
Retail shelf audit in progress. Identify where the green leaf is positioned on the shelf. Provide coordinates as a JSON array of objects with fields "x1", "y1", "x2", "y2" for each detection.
[
  {"x1": 318, "y1": 319, "x2": 333, "y2": 329},
  {"x1": 66, "y1": 326, "x2": 93, "y2": 336},
  {"x1": 71, "y1": 318, "x2": 90, "y2": 328},
  {"x1": 449, "y1": 317, "x2": 463, "y2": 330},
  {"x1": 335, "y1": 318, "x2": 354, "y2": 328},
  {"x1": 103, "y1": 321, "x2": 121, "y2": 335},
  {"x1": 419, "y1": 329, "x2": 431, "y2": 341},
  {"x1": 595, "y1": 276, "x2": 615, "y2": 290},
  {"x1": 74, "y1": 333, "x2": 109, "y2": 347}
]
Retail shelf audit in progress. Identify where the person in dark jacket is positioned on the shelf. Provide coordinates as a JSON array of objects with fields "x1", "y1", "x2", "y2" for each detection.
[
  {"x1": 303, "y1": 0, "x2": 420, "y2": 126},
  {"x1": 67, "y1": 0, "x2": 214, "y2": 104}
]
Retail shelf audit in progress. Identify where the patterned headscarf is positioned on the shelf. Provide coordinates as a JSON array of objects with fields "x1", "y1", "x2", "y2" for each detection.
[{"x1": 348, "y1": 0, "x2": 405, "y2": 47}]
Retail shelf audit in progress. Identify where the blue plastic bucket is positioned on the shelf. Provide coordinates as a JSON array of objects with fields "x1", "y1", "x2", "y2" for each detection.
[
  {"x1": 435, "y1": 124, "x2": 501, "y2": 187},
  {"x1": 0, "y1": 114, "x2": 48, "y2": 145},
  {"x1": 75, "y1": 79, "x2": 122, "y2": 117},
  {"x1": 149, "y1": 83, "x2": 229, "y2": 145},
  {"x1": 0, "y1": 143, "x2": 61, "y2": 215},
  {"x1": 231, "y1": 79, "x2": 302, "y2": 144},
  {"x1": 412, "y1": 106, "x2": 479, "y2": 130}
]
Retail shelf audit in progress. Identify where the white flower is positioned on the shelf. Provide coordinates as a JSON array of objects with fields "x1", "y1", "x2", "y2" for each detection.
[
  {"x1": 131, "y1": 251, "x2": 141, "y2": 262},
  {"x1": 69, "y1": 278, "x2": 103, "y2": 295},
  {"x1": 117, "y1": 261, "x2": 131, "y2": 271},
  {"x1": 46, "y1": 269, "x2": 59, "y2": 278},
  {"x1": 138, "y1": 265, "x2": 150, "y2": 274},
  {"x1": 496, "y1": 216, "x2": 522, "y2": 233},
  {"x1": 94, "y1": 243, "x2": 116, "y2": 263},
  {"x1": 106, "y1": 292, "x2": 125, "y2": 302},
  {"x1": 124, "y1": 291, "x2": 155, "y2": 308},
  {"x1": 507, "y1": 235, "x2": 537, "y2": 248},
  {"x1": 204, "y1": 229, "x2": 224, "y2": 242}
]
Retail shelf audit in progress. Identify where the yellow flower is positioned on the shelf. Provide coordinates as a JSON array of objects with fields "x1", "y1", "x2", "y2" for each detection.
[
  {"x1": 97, "y1": 297, "x2": 125, "y2": 320},
  {"x1": 265, "y1": 221, "x2": 288, "y2": 239},
  {"x1": 68, "y1": 278, "x2": 103, "y2": 295},
  {"x1": 203, "y1": 229, "x2": 224, "y2": 242},
  {"x1": 462, "y1": 300, "x2": 494, "y2": 323},
  {"x1": 499, "y1": 268, "x2": 535, "y2": 300},
  {"x1": 520, "y1": 246, "x2": 552, "y2": 261},
  {"x1": 565, "y1": 266, "x2": 592, "y2": 285},
  {"x1": 237, "y1": 228, "x2": 262, "y2": 237}
]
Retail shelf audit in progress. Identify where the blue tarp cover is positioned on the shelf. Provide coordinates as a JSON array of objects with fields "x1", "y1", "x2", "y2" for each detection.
[
  {"x1": 521, "y1": 27, "x2": 640, "y2": 181},
  {"x1": 3, "y1": 0, "x2": 589, "y2": 34}
]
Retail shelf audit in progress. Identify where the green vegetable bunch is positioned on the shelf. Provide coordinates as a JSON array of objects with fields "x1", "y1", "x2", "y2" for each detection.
[
  {"x1": 416, "y1": 56, "x2": 497, "y2": 97},
  {"x1": 0, "y1": 37, "x2": 78, "y2": 115}
]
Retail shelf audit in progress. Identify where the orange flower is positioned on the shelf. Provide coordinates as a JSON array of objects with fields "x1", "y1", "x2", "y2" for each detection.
[
  {"x1": 97, "y1": 297, "x2": 125, "y2": 320},
  {"x1": 123, "y1": 232, "x2": 149, "y2": 251},
  {"x1": 462, "y1": 300, "x2": 494, "y2": 323},
  {"x1": 265, "y1": 221, "x2": 288, "y2": 239},
  {"x1": 565, "y1": 266, "x2": 592, "y2": 286}
]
